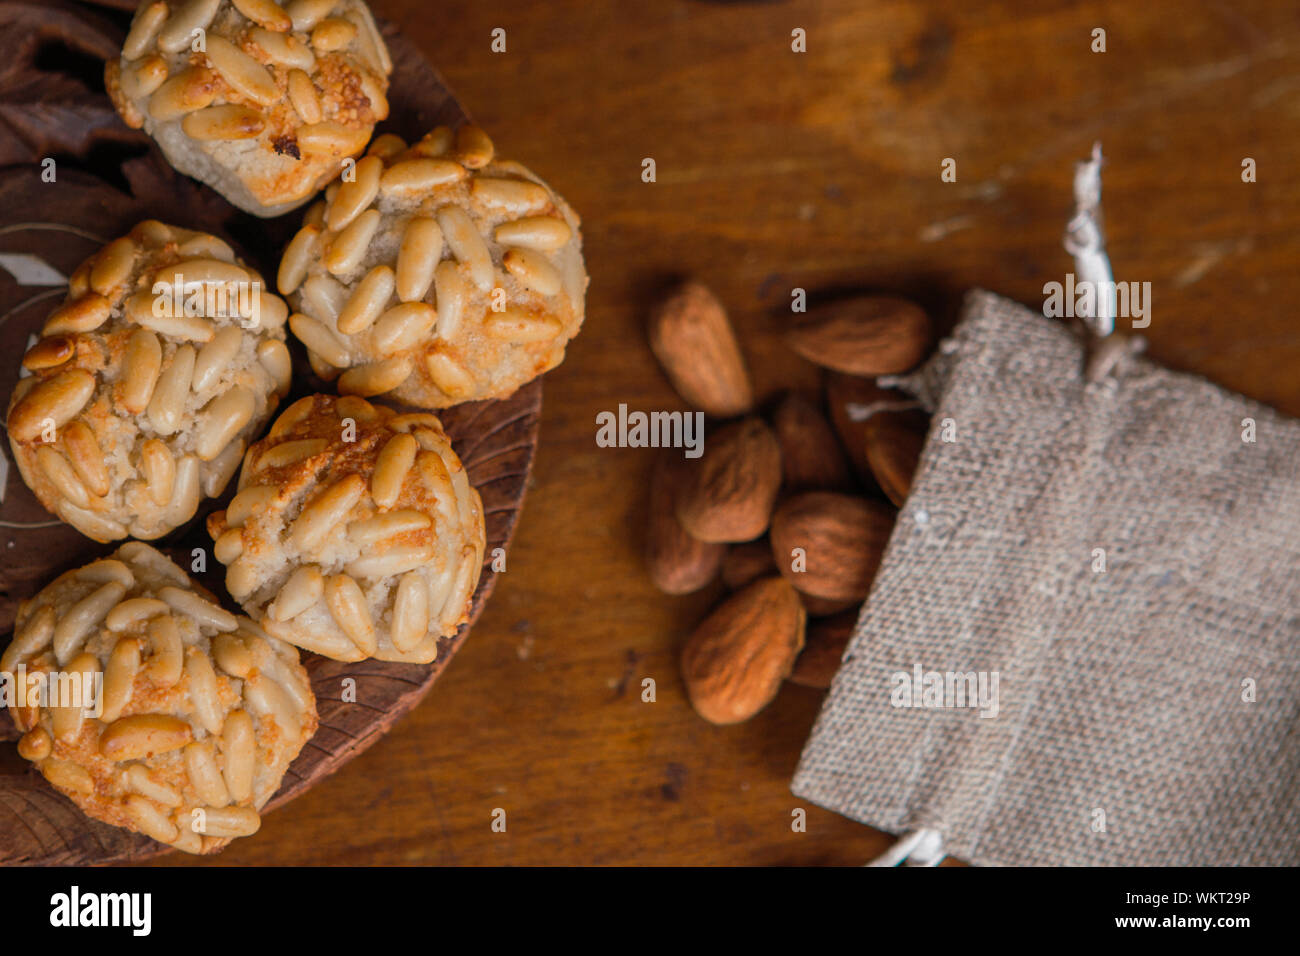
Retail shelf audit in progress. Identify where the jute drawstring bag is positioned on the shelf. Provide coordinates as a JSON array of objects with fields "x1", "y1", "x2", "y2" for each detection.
[{"x1": 790, "y1": 149, "x2": 1300, "y2": 867}]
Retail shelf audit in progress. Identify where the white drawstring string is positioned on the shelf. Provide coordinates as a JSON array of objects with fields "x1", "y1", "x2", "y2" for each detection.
[{"x1": 866, "y1": 828, "x2": 946, "y2": 867}]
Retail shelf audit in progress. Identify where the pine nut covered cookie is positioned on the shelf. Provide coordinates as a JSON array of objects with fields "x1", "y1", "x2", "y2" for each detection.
[
  {"x1": 5, "y1": 220, "x2": 291, "y2": 543},
  {"x1": 3, "y1": 542, "x2": 317, "y2": 855},
  {"x1": 278, "y1": 125, "x2": 587, "y2": 407},
  {"x1": 105, "y1": 0, "x2": 392, "y2": 218},
  {"x1": 205, "y1": 394, "x2": 486, "y2": 662}
]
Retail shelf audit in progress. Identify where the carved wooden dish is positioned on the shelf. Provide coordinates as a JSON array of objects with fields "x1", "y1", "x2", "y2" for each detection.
[{"x1": 0, "y1": 1, "x2": 541, "y2": 864}]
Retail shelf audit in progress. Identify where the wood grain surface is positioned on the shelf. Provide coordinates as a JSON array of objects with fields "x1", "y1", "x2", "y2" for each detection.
[{"x1": 20, "y1": 0, "x2": 1300, "y2": 866}]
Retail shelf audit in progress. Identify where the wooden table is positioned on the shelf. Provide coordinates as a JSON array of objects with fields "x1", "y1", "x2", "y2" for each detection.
[{"x1": 155, "y1": 0, "x2": 1300, "y2": 865}]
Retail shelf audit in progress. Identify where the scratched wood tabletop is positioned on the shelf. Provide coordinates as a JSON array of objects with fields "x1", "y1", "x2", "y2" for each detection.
[{"x1": 146, "y1": 0, "x2": 1300, "y2": 865}]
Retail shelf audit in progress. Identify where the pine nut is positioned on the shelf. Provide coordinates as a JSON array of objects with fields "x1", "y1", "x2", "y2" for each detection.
[
  {"x1": 182, "y1": 104, "x2": 266, "y2": 141},
  {"x1": 125, "y1": 794, "x2": 179, "y2": 842},
  {"x1": 220, "y1": 709, "x2": 255, "y2": 803},
  {"x1": 471, "y1": 177, "x2": 550, "y2": 214},
  {"x1": 395, "y1": 218, "x2": 441, "y2": 303},
  {"x1": 413, "y1": 126, "x2": 453, "y2": 157},
  {"x1": 243, "y1": 672, "x2": 301, "y2": 737},
  {"x1": 436, "y1": 206, "x2": 493, "y2": 290},
  {"x1": 335, "y1": 394, "x2": 380, "y2": 421},
  {"x1": 106, "y1": 598, "x2": 169, "y2": 632},
  {"x1": 345, "y1": 544, "x2": 435, "y2": 580},
  {"x1": 371, "y1": 432, "x2": 417, "y2": 509},
  {"x1": 203, "y1": 438, "x2": 244, "y2": 500},
  {"x1": 184, "y1": 647, "x2": 224, "y2": 735},
  {"x1": 232, "y1": 0, "x2": 292, "y2": 31},
  {"x1": 213, "y1": 528, "x2": 244, "y2": 565},
  {"x1": 257, "y1": 339, "x2": 292, "y2": 396},
  {"x1": 157, "y1": 0, "x2": 221, "y2": 54},
  {"x1": 290, "y1": 313, "x2": 351, "y2": 367},
  {"x1": 249, "y1": 27, "x2": 316, "y2": 70},
  {"x1": 124, "y1": 56, "x2": 170, "y2": 99},
  {"x1": 287, "y1": 68, "x2": 322, "y2": 124},
  {"x1": 379, "y1": 158, "x2": 466, "y2": 197},
  {"x1": 53, "y1": 581, "x2": 126, "y2": 664},
  {"x1": 338, "y1": 356, "x2": 411, "y2": 396},
  {"x1": 358, "y1": 70, "x2": 389, "y2": 121},
  {"x1": 454, "y1": 124, "x2": 494, "y2": 169},
  {"x1": 100, "y1": 713, "x2": 193, "y2": 761},
  {"x1": 227, "y1": 485, "x2": 279, "y2": 526},
  {"x1": 425, "y1": 348, "x2": 475, "y2": 399},
  {"x1": 177, "y1": 234, "x2": 235, "y2": 261},
  {"x1": 495, "y1": 215, "x2": 572, "y2": 251},
  {"x1": 269, "y1": 565, "x2": 324, "y2": 621},
  {"x1": 390, "y1": 572, "x2": 430, "y2": 653},
  {"x1": 290, "y1": 474, "x2": 365, "y2": 550},
  {"x1": 43, "y1": 293, "x2": 111, "y2": 335},
  {"x1": 120, "y1": 328, "x2": 162, "y2": 414},
  {"x1": 311, "y1": 17, "x2": 356, "y2": 52},
  {"x1": 17, "y1": 727, "x2": 52, "y2": 762},
  {"x1": 164, "y1": 257, "x2": 250, "y2": 286},
  {"x1": 140, "y1": 439, "x2": 175, "y2": 506},
  {"x1": 327, "y1": 155, "x2": 383, "y2": 231},
  {"x1": 145, "y1": 615, "x2": 184, "y2": 687},
  {"x1": 372, "y1": 302, "x2": 436, "y2": 356},
  {"x1": 160, "y1": 585, "x2": 237, "y2": 632},
  {"x1": 198, "y1": 805, "x2": 260, "y2": 838},
  {"x1": 196, "y1": 386, "x2": 255, "y2": 461},
  {"x1": 427, "y1": 259, "x2": 467, "y2": 342},
  {"x1": 164, "y1": 455, "x2": 202, "y2": 528},
  {"x1": 22, "y1": 335, "x2": 75, "y2": 371},
  {"x1": 43, "y1": 759, "x2": 94, "y2": 795},
  {"x1": 185, "y1": 740, "x2": 231, "y2": 808},
  {"x1": 367, "y1": 132, "x2": 407, "y2": 161},
  {"x1": 37, "y1": 447, "x2": 91, "y2": 509},
  {"x1": 146, "y1": 344, "x2": 195, "y2": 435},
  {"x1": 51, "y1": 652, "x2": 99, "y2": 742},
  {"x1": 90, "y1": 237, "x2": 137, "y2": 295},
  {"x1": 298, "y1": 120, "x2": 367, "y2": 157},
  {"x1": 258, "y1": 438, "x2": 327, "y2": 469},
  {"x1": 337, "y1": 264, "x2": 395, "y2": 334},
  {"x1": 123, "y1": 0, "x2": 169, "y2": 59},
  {"x1": 324, "y1": 574, "x2": 375, "y2": 656},
  {"x1": 135, "y1": 310, "x2": 215, "y2": 343},
  {"x1": 1, "y1": 605, "x2": 56, "y2": 673},
  {"x1": 484, "y1": 310, "x2": 564, "y2": 342},
  {"x1": 61, "y1": 421, "x2": 110, "y2": 497},
  {"x1": 287, "y1": 0, "x2": 336, "y2": 30},
  {"x1": 192, "y1": 326, "x2": 245, "y2": 392},
  {"x1": 212, "y1": 632, "x2": 252, "y2": 677},
  {"x1": 149, "y1": 67, "x2": 217, "y2": 122},
  {"x1": 503, "y1": 246, "x2": 563, "y2": 296},
  {"x1": 100, "y1": 637, "x2": 142, "y2": 723},
  {"x1": 126, "y1": 764, "x2": 182, "y2": 808},
  {"x1": 278, "y1": 225, "x2": 319, "y2": 295},
  {"x1": 59, "y1": 501, "x2": 127, "y2": 543},
  {"x1": 300, "y1": 273, "x2": 348, "y2": 325},
  {"x1": 324, "y1": 208, "x2": 381, "y2": 275},
  {"x1": 347, "y1": 509, "x2": 432, "y2": 547}
]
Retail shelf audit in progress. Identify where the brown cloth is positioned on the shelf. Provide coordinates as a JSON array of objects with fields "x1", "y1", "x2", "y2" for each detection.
[{"x1": 791, "y1": 289, "x2": 1300, "y2": 866}]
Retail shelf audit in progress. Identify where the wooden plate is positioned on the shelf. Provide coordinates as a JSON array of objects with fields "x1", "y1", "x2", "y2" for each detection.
[{"x1": 0, "y1": 3, "x2": 542, "y2": 864}]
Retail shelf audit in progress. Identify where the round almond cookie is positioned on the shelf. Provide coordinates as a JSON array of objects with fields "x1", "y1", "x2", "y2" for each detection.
[
  {"x1": 205, "y1": 393, "x2": 486, "y2": 662},
  {"x1": 277, "y1": 125, "x2": 587, "y2": 407},
  {"x1": 5, "y1": 221, "x2": 291, "y2": 543},
  {"x1": 105, "y1": 0, "x2": 392, "y2": 218},
  {"x1": 3, "y1": 542, "x2": 317, "y2": 855}
]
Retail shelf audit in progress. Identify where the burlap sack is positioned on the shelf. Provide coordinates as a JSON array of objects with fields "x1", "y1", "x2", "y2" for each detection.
[{"x1": 791, "y1": 289, "x2": 1300, "y2": 866}]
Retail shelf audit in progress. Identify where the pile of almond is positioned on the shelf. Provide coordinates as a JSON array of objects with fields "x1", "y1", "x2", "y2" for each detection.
[{"x1": 645, "y1": 281, "x2": 934, "y2": 725}]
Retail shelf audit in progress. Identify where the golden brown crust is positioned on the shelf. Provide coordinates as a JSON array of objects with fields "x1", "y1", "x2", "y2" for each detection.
[
  {"x1": 108, "y1": 1, "x2": 392, "y2": 218},
  {"x1": 206, "y1": 394, "x2": 486, "y2": 662},
  {"x1": 3, "y1": 543, "x2": 316, "y2": 855},
  {"x1": 279, "y1": 127, "x2": 588, "y2": 408}
]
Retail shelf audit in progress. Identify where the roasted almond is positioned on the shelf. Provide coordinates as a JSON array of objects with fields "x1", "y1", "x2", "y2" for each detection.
[
  {"x1": 864, "y1": 407, "x2": 929, "y2": 507},
  {"x1": 789, "y1": 609, "x2": 857, "y2": 689},
  {"x1": 648, "y1": 280, "x2": 753, "y2": 417},
  {"x1": 825, "y1": 371, "x2": 912, "y2": 488},
  {"x1": 769, "y1": 491, "x2": 894, "y2": 601},
  {"x1": 675, "y1": 417, "x2": 782, "y2": 543},
  {"x1": 798, "y1": 592, "x2": 860, "y2": 617},
  {"x1": 787, "y1": 295, "x2": 931, "y2": 376},
  {"x1": 720, "y1": 538, "x2": 777, "y2": 590},
  {"x1": 645, "y1": 454, "x2": 726, "y2": 595},
  {"x1": 681, "y1": 576, "x2": 805, "y2": 724},
  {"x1": 772, "y1": 391, "x2": 854, "y2": 492}
]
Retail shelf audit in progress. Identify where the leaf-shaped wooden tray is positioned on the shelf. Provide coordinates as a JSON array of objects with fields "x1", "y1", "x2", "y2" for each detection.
[{"x1": 0, "y1": 1, "x2": 541, "y2": 864}]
